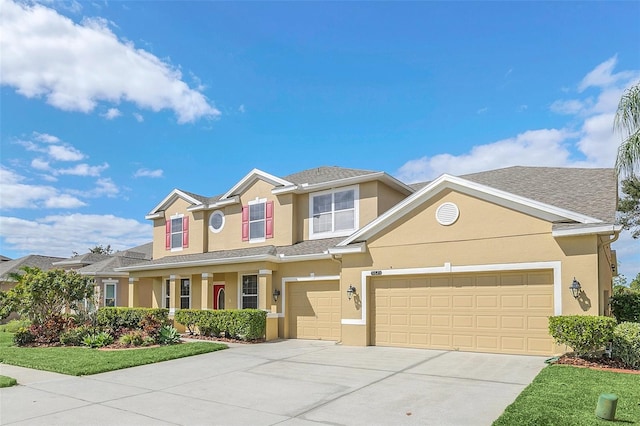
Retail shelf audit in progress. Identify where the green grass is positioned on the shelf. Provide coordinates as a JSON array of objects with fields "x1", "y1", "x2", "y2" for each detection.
[
  {"x1": 493, "y1": 365, "x2": 640, "y2": 425},
  {"x1": 0, "y1": 332, "x2": 227, "y2": 376},
  {"x1": 0, "y1": 375, "x2": 17, "y2": 387}
]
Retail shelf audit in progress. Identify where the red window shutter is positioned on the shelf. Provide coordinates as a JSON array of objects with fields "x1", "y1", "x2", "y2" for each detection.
[
  {"x1": 165, "y1": 220, "x2": 171, "y2": 250},
  {"x1": 182, "y1": 216, "x2": 189, "y2": 248},
  {"x1": 241, "y1": 205, "x2": 249, "y2": 241},
  {"x1": 265, "y1": 201, "x2": 274, "y2": 239}
]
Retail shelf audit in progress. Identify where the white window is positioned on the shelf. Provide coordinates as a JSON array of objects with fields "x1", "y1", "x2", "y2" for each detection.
[
  {"x1": 209, "y1": 210, "x2": 225, "y2": 233},
  {"x1": 241, "y1": 275, "x2": 258, "y2": 309},
  {"x1": 249, "y1": 203, "x2": 265, "y2": 240},
  {"x1": 104, "y1": 282, "x2": 117, "y2": 307},
  {"x1": 180, "y1": 279, "x2": 191, "y2": 309},
  {"x1": 242, "y1": 199, "x2": 273, "y2": 242},
  {"x1": 164, "y1": 279, "x2": 171, "y2": 309},
  {"x1": 310, "y1": 186, "x2": 359, "y2": 238},
  {"x1": 166, "y1": 214, "x2": 189, "y2": 251}
]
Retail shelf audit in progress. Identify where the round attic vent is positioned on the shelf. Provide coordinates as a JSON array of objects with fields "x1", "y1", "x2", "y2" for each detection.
[{"x1": 436, "y1": 202, "x2": 459, "y2": 226}]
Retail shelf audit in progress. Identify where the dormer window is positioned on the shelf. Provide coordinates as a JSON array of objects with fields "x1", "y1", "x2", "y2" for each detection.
[
  {"x1": 242, "y1": 199, "x2": 274, "y2": 242},
  {"x1": 310, "y1": 186, "x2": 359, "y2": 239},
  {"x1": 166, "y1": 214, "x2": 189, "y2": 251}
]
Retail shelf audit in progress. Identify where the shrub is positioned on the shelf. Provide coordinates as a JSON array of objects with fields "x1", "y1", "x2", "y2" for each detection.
[
  {"x1": 176, "y1": 309, "x2": 266, "y2": 341},
  {"x1": 97, "y1": 307, "x2": 169, "y2": 336},
  {"x1": 548, "y1": 315, "x2": 617, "y2": 357},
  {"x1": 119, "y1": 330, "x2": 145, "y2": 346},
  {"x1": 140, "y1": 314, "x2": 163, "y2": 339},
  {"x1": 59, "y1": 326, "x2": 93, "y2": 346},
  {"x1": 29, "y1": 314, "x2": 69, "y2": 344},
  {"x1": 612, "y1": 322, "x2": 640, "y2": 369},
  {"x1": 13, "y1": 327, "x2": 35, "y2": 346},
  {"x1": 610, "y1": 291, "x2": 640, "y2": 323},
  {"x1": 174, "y1": 310, "x2": 201, "y2": 334},
  {"x1": 158, "y1": 325, "x2": 181, "y2": 345},
  {"x1": 0, "y1": 319, "x2": 31, "y2": 333},
  {"x1": 82, "y1": 331, "x2": 114, "y2": 348}
]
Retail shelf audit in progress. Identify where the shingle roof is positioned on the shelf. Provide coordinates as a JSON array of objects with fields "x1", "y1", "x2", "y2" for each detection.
[
  {"x1": 284, "y1": 166, "x2": 378, "y2": 185},
  {"x1": 77, "y1": 255, "x2": 150, "y2": 274},
  {"x1": 276, "y1": 237, "x2": 345, "y2": 256},
  {"x1": 115, "y1": 242, "x2": 153, "y2": 260},
  {"x1": 0, "y1": 255, "x2": 66, "y2": 281},
  {"x1": 409, "y1": 166, "x2": 617, "y2": 222},
  {"x1": 53, "y1": 252, "x2": 112, "y2": 266}
]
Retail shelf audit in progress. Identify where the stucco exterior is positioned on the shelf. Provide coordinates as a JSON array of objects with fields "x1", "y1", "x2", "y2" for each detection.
[{"x1": 120, "y1": 166, "x2": 619, "y2": 356}]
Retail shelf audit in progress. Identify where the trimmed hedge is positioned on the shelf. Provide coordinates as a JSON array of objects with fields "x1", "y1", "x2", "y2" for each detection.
[
  {"x1": 610, "y1": 291, "x2": 640, "y2": 323},
  {"x1": 97, "y1": 307, "x2": 169, "y2": 335},
  {"x1": 548, "y1": 315, "x2": 617, "y2": 357},
  {"x1": 175, "y1": 309, "x2": 266, "y2": 341},
  {"x1": 612, "y1": 322, "x2": 640, "y2": 370}
]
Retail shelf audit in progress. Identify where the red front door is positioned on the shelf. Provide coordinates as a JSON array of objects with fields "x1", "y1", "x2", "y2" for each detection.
[{"x1": 213, "y1": 285, "x2": 225, "y2": 310}]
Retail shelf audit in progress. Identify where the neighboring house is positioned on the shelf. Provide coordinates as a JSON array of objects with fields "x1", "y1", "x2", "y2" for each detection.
[
  {"x1": 118, "y1": 166, "x2": 620, "y2": 356},
  {"x1": 0, "y1": 255, "x2": 11, "y2": 262},
  {"x1": 76, "y1": 243, "x2": 153, "y2": 308}
]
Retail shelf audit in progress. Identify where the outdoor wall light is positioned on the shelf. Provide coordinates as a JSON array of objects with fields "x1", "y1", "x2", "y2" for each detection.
[
  {"x1": 272, "y1": 289, "x2": 281, "y2": 302},
  {"x1": 569, "y1": 277, "x2": 582, "y2": 298},
  {"x1": 347, "y1": 285, "x2": 357, "y2": 300}
]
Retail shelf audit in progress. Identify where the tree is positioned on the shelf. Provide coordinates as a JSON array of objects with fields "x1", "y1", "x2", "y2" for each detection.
[
  {"x1": 618, "y1": 175, "x2": 640, "y2": 238},
  {"x1": 631, "y1": 272, "x2": 640, "y2": 291},
  {"x1": 615, "y1": 82, "x2": 640, "y2": 177},
  {"x1": 0, "y1": 267, "x2": 94, "y2": 324},
  {"x1": 89, "y1": 244, "x2": 113, "y2": 255}
]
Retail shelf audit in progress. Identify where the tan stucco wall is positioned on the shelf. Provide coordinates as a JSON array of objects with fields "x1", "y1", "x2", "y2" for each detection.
[
  {"x1": 377, "y1": 181, "x2": 408, "y2": 217},
  {"x1": 338, "y1": 190, "x2": 605, "y2": 346},
  {"x1": 152, "y1": 197, "x2": 206, "y2": 259}
]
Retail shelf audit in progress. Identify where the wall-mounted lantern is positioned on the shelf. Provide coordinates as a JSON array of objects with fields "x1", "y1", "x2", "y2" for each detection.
[
  {"x1": 569, "y1": 278, "x2": 582, "y2": 298},
  {"x1": 272, "y1": 289, "x2": 281, "y2": 302},
  {"x1": 347, "y1": 285, "x2": 356, "y2": 300}
]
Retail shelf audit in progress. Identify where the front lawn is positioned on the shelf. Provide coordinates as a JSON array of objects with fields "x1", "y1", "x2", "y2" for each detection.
[
  {"x1": 0, "y1": 375, "x2": 17, "y2": 387},
  {"x1": 0, "y1": 332, "x2": 226, "y2": 376},
  {"x1": 493, "y1": 365, "x2": 640, "y2": 425}
]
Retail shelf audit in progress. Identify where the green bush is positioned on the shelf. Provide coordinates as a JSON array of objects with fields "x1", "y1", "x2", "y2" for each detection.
[
  {"x1": 610, "y1": 291, "x2": 640, "y2": 323},
  {"x1": 13, "y1": 327, "x2": 35, "y2": 346},
  {"x1": 82, "y1": 331, "x2": 114, "y2": 348},
  {"x1": 612, "y1": 322, "x2": 640, "y2": 369},
  {"x1": 97, "y1": 307, "x2": 169, "y2": 336},
  {"x1": 175, "y1": 309, "x2": 266, "y2": 341},
  {"x1": 174, "y1": 310, "x2": 201, "y2": 334},
  {"x1": 119, "y1": 330, "x2": 145, "y2": 346},
  {"x1": 548, "y1": 315, "x2": 617, "y2": 357},
  {"x1": 0, "y1": 319, "x2": 31, "y2": 333},
  {"x1": 158, "y1": 325, "x2": 181, "y2": 345},
  {"x1": 59, "y1": 326, "x2": 93, "y2": 346}
]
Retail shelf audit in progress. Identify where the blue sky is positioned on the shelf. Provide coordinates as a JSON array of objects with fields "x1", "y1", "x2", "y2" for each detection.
[{"x1": 1, "y1": 0, "x2": 639, "y2": 279}]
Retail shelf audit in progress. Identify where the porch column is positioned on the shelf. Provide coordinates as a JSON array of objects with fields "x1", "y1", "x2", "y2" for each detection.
[
  {"x1": 258, "y1": 269, "x2": 272, "y2": 311},
  {"x1": 201, "y1": 273, "x2": 210, "y2": 310},
  {"x1": 169, "y1": 274, "x2": 177, "y2": 315},
  {"x1": 128, "y1": 277, "x2": 139, "y2": 307}
]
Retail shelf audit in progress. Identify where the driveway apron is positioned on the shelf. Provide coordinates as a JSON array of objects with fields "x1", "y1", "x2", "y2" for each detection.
[{"x1": 0, "y1": 340, "x2": 546, "y2": 425}]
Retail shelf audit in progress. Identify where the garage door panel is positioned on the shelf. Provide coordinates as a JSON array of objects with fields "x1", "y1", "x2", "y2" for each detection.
[
  {"x1": 288, "y1": 281, "x2": 340, "y2": 341},
  {"x1": 372, "y1": 270, "x2": 554, "y2": 355}
]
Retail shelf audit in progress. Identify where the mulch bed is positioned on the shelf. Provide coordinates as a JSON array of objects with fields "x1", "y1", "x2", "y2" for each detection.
[{"x1": 554, "y1": 354, "x2": 640, "y2": 375}]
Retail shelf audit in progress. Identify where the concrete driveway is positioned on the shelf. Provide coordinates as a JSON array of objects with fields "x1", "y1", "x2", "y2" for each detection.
[{"x1": 0, "y1": 340, "x2": 546, "y2": 425}]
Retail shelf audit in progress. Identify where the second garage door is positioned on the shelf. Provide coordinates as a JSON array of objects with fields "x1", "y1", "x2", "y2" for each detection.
[
  {"x1": 371, "y1": 270, "x2": 555, "y2": 355},
  {"x1": 288, "y1": 281, "x2": 341, "y2": 341}
]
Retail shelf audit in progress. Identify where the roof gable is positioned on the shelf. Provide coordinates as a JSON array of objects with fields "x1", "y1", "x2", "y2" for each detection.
[
  {"x1": 220, "y1": 168, "x2": 293, "y2": 200},
  {"x1": 146, "y1": 189, "x2": 205, "y2": 218},
  {"x1": 338, "y1": 173, "x2": 604, "y2": 246}
]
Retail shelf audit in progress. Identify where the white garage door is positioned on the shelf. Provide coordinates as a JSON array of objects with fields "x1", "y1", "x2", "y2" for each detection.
[{"x1": 371, "y1": 270, "x2": 554, "y2": 355}]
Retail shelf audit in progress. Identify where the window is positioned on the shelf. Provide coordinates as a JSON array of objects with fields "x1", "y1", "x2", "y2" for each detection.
[
  {"x1": 310, "y1": 186, "x2": 358, "y2": 238},
  {"x1": 164, "y1": 279, "x2": 170, "y2": 309},
  {"x1": 209, "y1": 210, "x2": 225, "y2": 233},
  {"x1": 241, "y1": 275, "x2": 258, "y2": 309},
  {"x1": 180, "y1": 279, "x2": 191, "y2": 309},
  {"x1": 104, "y1": 282, "x2": 116, "y2": 307},
  {"x1": 242, "y1": 200, "x2": 273, "y2": 242},
  {"x1": 166, "y1": 215, "x2": 189, "y2": 251}
]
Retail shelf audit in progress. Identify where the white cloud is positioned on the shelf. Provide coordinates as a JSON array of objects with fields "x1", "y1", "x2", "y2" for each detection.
[
  {"x1": 0, "y1": 0, "x2": 220, "y2": 123},
  {"x1": 0, "y1": 213, "x2": 151, "y2": 257},
  {"x1": 0, "y1": 166, "x2": 86, "y2": 209},
  {"x1": 33, "y1": 132, "x2": 61, "y2": 144},
  {"x1": 395, "y1": 56, "x2": 640, "y2": 183},
  {"x1": 56, "y1": 162, "x2": 109, "y2": 177},
  {"x1": 612, "y1": 232, "x2": 640, "y2": 282},
  {"x1": 132, "y1": 112, "x2": 144, "y2": 122},
  {"x1": 102, "y1": 107, "x2": 121, "y2": 120},
  {"x1": 31, "y1": 158, "x2": 50, "y2": 171},
  {"x1": 47, "y1": 144, "x2": 85, "y2": 161},
  {"x1": 134, "y1": 168, "x2": 163, "y2": 178},
  {"x1": 238, "y1": 104, "x2": 246, "y2": 114}
]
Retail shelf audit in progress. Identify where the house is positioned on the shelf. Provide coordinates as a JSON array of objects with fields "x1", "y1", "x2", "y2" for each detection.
[
  {"x1": 75, "y1": 243, "x2": 153, "y2": 308},
  {"x1": 119, "y1": 166, "x2": 620, "y2": 356}
]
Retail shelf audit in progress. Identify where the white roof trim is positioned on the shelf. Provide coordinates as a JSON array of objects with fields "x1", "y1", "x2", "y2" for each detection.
[
  {"x1": 338, "y1": 174, "x2": 603, "y2": 246},
  {"x1": 552, "y1": 224, "x2": 622, "y2": 238},
  {"x1": 147, "y1": 189, "x2": 204, "y2": 216},
  {"x1": 328, "y1": 242, "x2": 367, "y2": 255},
  {"x1": 281, "y1": 172, "x2": 413, "y2": 195},
  {"x1": 117, "y1": 254, "x2": 280, "y2": 272},
  {"x1": 185, "y1": 195, "x2": 240, "y2": 211},
  {"x1": 220, "y1": 168, "x2": 293, "y2": 200},
  {"x1": 277, "y1": 253, "x2": 332, "y2": 262}
]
